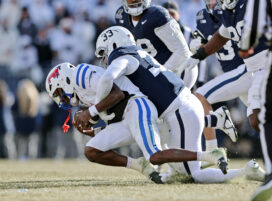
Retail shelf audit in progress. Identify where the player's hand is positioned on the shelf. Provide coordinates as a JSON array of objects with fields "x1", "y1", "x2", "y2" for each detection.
[
  {"x1": 72, "y1": 120, "x2": 95, "y2": 137},
  {"x1": 238, "y1": 47, "x2": 254, "y2": 58},
  {"x1": 74, "y1": 109, "x2": 92, "y2": 128},
  {"x1": 189, "y1": 37, "x2": 202, "y2": 54},
  {"x1": 178, "y1": 57, "x2": 199, "y2": 75}
]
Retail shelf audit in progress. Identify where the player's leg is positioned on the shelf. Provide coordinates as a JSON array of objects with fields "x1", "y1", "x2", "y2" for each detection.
[
  {"x1": 85, "y1": 122, "x2": 133, "y2": 166},
  {"x1": 85, "y1": 120, "x2": 162, "y2": 183},
  {"x1": 126, "y1": 96, "x2": 228, "y2": 173},
  {"x1": 161, "y1": 92, "x2": 204, "y2": 182},
  {"x1": 195, "y1": 64, "x2": 253, "y2": 148},
  {"x1": 252, "y1": 55, "x2": 272, "y2": 201}
]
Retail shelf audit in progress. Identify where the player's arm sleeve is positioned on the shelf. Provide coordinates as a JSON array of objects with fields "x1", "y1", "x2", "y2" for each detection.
[
  {"x1": 154, "y1": 19, "x2": 192, "y2": 72},
  {"x1": 95, "y1": 57, "x2": 129, "y2": 103},
  {"x1": 240, "y1": 0, "x2": 267, "y2": 50},
  {"x1": 218, "y1": 24, "x2": 231, "y2": 39}
]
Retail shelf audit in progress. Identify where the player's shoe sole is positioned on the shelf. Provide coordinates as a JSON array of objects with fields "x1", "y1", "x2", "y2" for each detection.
[{"x1": 214, "y1": 106, "x2": 238, "y2": 142}]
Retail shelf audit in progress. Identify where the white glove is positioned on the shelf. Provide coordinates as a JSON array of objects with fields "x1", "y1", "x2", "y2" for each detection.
[
  {"x1": 189, "y1": 37, "x2": 202, "y2": 54},
  {"x1": 99, "y1": 111, "x2": 115, "y2": 121},
  {"x1": 178, "y1": 57, "x2": 199, "y2": 76}
]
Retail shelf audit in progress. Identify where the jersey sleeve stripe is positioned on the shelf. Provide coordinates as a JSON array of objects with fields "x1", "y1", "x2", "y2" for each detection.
[
  {"x1": 141, "y1": 98, "x2": 161, "y2": 152},
  {"x1": 135, "y1": 99, "x2": 154, "y2": 156},
  {"x1": 76, "y1": 64, "x2": 85, "y2": 87},
  {"x1": 81, "y1": 65, "x2": 90, "y2": 89}
]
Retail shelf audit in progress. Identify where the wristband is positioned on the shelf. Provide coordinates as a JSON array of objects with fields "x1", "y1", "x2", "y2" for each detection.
[
  {"x1": 88, "y1": 105, "x2": 99, "y2": 117},
  {"x1": 192, "y1": 47, "x2": 208, "y2": 60}
]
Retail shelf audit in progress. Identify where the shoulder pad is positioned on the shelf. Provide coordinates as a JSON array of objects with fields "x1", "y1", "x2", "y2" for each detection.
[
  {"x1": 115, "y1": 7, "x2": 124, "y2": 20},
  {"x1": 196, "y1": 9, "x2": 204, "y2": 20},
  {"x1": 145, "y1": 6, "x2": 171, "y2": 25}
]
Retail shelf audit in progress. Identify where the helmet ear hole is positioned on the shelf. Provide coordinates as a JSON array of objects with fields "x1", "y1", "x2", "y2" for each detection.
[
  {"x1": 113, "y1": 43, "x2": 117, "y2": 49},
  {"x1": 66, "y1": 77, "x2": 70, "y2": 85}
]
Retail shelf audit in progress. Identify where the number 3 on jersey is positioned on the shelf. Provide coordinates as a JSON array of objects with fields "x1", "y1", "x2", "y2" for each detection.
[{"x1": 136, "y1": 38, "x2": 158, "y2": 57}]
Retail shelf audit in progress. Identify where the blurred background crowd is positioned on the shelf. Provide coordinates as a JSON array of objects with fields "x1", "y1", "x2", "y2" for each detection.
[{"x1": 0, "y1": 0, "x2": 261, "y2": 160}]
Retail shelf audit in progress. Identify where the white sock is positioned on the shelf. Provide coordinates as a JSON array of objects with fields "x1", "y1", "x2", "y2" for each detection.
[
  {"x1": 128, "y1": 157, "x2": 142, "y2": 172},
  {"x1": 206, "y1": 139, "x2": 218, "y2": 151},
  {"x1": 197, "y1": 152, "x2": 202, "y2": 161},
  {"x1": 193, "y1": 168, "x2": 245, "y2": 183},
  {"x1": 126, "y1": 157, "x2": 132, "y2": 168}
]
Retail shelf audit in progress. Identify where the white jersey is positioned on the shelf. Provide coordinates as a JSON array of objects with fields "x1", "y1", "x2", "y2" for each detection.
[{"x1": 72, "y1": 63, "x2": 144, "y2": 106}]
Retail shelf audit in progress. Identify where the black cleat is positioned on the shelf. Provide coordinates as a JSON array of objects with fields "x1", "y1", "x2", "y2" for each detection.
[
  {"x1": 218, "y1": 157, "x2": 228, "y2": 175},
  {"x1": 149, "y1": 171, "x2": 164, "y2": 184}
]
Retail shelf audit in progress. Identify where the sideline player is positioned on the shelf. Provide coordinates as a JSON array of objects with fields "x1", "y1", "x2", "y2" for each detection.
[
  {"x1": 46, "y1": 62, "x2": 228, "y2": 183},
  {"x1": 181, "y1": 0, "x2": 268, "y2": 133},
  {"x1": 115, "y1": 0, "x2": 198, "y2": 89},
  {"x1": 239, "y1": 0, "x2": 272, "y2": 200}
]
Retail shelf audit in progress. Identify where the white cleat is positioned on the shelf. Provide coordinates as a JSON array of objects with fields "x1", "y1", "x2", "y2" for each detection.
[
  {"x1": 204, "y1": 148, "x2": 228, "y2": 174},
  {"x1": 245, "y1": 159, "x2": 265, "y2": 182},
  {"x1": 213, "y1": 106, "x2": 238, "y2": 142},
  {"x1": 135, "y1": 157, "x2": 163, "y2": 184}
]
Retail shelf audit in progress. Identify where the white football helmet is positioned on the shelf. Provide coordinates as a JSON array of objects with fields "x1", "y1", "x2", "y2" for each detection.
[
  {"x1": 122, "y1": 0, "x2": 151, "y2": 16},
  {"x1": 95, "y1": 26, "x2": 136, "y2": 62},
  {"x1": 45, "y1": 62, "x2": 77, "y2": 110},
  {"x1": 220, "y1": 0, "x2": 239, "y2": 10},
  {"x1": 203, "y1": 0, "x2": 217, "y2": 13}
]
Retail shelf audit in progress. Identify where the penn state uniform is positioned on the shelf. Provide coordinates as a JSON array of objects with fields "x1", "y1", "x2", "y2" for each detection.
[
  {"x1": 195, "y1": 7, "x2": 253, "y2": 114},
  {"x1": 200, "y1": 0, "x2": 269, "y2": 116},
  {"x1": 219, "y1": 0, "x2": 268, "y2": 72},
  {"x1": 73, "y1": 63, "x2": 163, "y2": 160},
  {"x1": 99, "y1": 45, "x2": 205, "y2": 179},
  {"x1": 115, "y1": 5, "x2": 198, "y2": 89},
  {"x1": 97, "y1": 45, "x2": 249, "y2": 182}
]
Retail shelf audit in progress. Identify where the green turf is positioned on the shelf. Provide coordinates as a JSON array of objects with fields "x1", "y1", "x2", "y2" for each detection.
[{"x1": 0, "y1": 159, "x2": 270, "y2": 201}]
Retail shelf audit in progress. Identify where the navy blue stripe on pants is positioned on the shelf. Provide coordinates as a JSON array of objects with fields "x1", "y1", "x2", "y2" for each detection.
[
  {"x1": 204, "y1": 67, "x2": 247, "y2": 98},
  {"x1": 175, "y1": 109, "x2": 191, "y2": 176}
]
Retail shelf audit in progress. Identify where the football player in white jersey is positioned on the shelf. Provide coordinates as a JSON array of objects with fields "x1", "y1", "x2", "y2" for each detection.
[
  {"x1": 46, "y1": 62, "x2": 232, "y2": 183},
  {"x1": 46, "y1": 62, "x2": 264, "y2": 184}
]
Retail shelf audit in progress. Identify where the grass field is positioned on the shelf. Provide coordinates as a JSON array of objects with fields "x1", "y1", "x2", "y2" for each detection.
[{"x1": 0, "y1": 159, "x2": 270, "y2": 201}]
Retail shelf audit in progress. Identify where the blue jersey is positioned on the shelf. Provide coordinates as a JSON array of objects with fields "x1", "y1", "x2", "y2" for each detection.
[
  {"x1": 220, "y1": 0, "x2": 267, "y2": 57},
  {"x1": 115, "y1": 6, "x2": 173, "y2": 65},
  {"x1": 108, "y1": 46, "x2": 185, "y2": 116},
  {"x1": 196, "y1": 8, "x2": 244, "y2": 72}
]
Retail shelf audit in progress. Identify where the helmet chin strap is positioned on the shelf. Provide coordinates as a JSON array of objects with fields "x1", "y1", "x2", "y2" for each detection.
[{"x1": 62, "y1": 109, "x2": 71, "y2": 133}]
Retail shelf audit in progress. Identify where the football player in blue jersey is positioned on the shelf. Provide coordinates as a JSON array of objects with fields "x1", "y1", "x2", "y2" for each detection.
[
  {"x1": 115, "y1": 0, "x2": 198, "y2": 90},
  {"x1": 189, "y1": 0, "x2": 249, "y2": 156},
  {"x1": 181, "y1": 0, "x2": 269, "y2": 133}
]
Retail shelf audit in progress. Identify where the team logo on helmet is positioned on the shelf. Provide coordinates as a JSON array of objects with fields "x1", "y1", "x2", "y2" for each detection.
[{"x1": 48, "y1": 66, "x2": 61, "y2": 84}]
